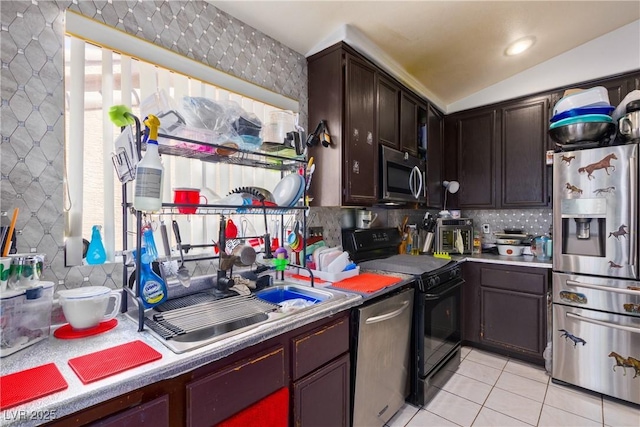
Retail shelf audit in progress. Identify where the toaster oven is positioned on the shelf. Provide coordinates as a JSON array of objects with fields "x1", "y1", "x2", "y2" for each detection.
[{"x1": 436, "y1": 218, "x2": 473, "y2": 254}]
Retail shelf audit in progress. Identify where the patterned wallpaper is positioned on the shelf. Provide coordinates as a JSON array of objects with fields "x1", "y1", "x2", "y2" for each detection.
[{"x1": 0, "y1": 0, "x2": 308, "y2": 289}]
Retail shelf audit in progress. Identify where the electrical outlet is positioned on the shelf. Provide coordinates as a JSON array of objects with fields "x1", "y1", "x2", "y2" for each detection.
[{"x1": 482, "y1": 223, "x2": 490, "y2": 234}]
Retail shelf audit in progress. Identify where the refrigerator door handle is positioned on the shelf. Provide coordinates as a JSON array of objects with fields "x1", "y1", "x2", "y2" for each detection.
[
  {"x1": 567, "y1": 312, "x2": 640, "y2": 334},
  {"x1": 566, "y1": 279, "x2": 640, "y2": 296},
  {"x1": 630, "y1": 153, "x2": 637, "y2": 272}
]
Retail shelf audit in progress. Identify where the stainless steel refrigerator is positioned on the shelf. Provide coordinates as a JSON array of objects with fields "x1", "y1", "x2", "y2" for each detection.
[{"x1": 552, "y1": 142, "x2": 640, "y2": 405}]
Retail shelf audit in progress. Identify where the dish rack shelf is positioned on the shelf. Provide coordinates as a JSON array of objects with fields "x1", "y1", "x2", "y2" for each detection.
[
  {"x1": 116, "y1": 113, "x2": 309, "y2": 332},
  {"x1": 123, "y1": 202, "x2": 307, "y2": 216},
  {"x1": 151, "y1": 133, "x2": 305, "y2": 171}
]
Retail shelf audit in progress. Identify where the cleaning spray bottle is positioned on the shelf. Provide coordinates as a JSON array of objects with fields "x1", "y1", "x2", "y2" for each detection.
[
  {"x1": 134, "y1": 115, "x2": 164, "y2": 212},
  {"x1": 135, "y1": 246, "x2": 167, "y2": 309},
  {"x1": 86, "y1": 225, "x2": 107, "y2": 265}
]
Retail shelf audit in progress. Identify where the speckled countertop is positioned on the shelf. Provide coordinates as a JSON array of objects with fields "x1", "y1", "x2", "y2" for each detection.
[
  {"x1": 0, "y1": 287, "x2": 362, "y2": 427},
  {"x1": 456, "y1": 253, "x2": 552, "y2": 269},
  {"x1": 0, "y1": 255, "x2": 548, "y2": 426}
]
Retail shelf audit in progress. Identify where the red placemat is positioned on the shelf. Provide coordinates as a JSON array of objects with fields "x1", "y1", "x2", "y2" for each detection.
[
  {"x1": 331, "y1": 273, "x2": 402, "y2": 293},
  {"x1": 0, "y1": 363, "x2": 68, "y2": 409},
  {"x1": 68, "y1": 340, "x2": 162, "y2": 384},
  {"x1": 287, "y1": 273, "x2": 329, "y2": 284},
  {"x1": 54, "y1": 319, "x2": 118, "y2": 340}
]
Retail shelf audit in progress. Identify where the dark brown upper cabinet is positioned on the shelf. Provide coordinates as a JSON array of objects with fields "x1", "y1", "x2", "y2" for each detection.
[
  {"x1": 308, "y1": 44, "x2": 378, "y2": 206},
  {"x1": 399, "y1": 91, "x2": 420, "y2": 156},
  {"x1": 377, "y1": 74, "x2": 400, "y2": 150},
  {"x1": 500, "y1": 96, "x2": 551, "y2": 208},
  {"x1": 426, "y1": 104, "x2": 444, "y2": 209},
  {"x1": 452, "y1": 97, "x2": 551, "y2": 209},
  {"x1": 455, "y1": 109, "x2": 498, "y2": 209},
  {"x1": 445, "y1": 70, "x2": 640, "y2": 210}
]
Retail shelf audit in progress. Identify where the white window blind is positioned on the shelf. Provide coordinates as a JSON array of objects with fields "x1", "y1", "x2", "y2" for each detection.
[{"x1": 64, "y1": 19, "x2": 298, "y2": 263}]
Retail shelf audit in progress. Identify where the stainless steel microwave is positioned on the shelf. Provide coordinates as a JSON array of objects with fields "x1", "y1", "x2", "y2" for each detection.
[{"x1": 379, "y1": 145, "x2": 426, "y2": 204}]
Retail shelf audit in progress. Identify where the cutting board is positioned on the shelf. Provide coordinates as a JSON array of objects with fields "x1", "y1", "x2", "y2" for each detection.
[
  {"x1": 330, "y1": 273, "x2": 402, "y2": 293},
  {"x1": 68, "y1": 340, "x2": 162, "y2": 384},
  {"x1": 0, "y1": 363, "x2": 68, "y2": 409}
]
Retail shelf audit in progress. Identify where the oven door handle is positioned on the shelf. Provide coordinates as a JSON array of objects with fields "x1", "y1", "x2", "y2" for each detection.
[
  {"x1": 566, "y1": 312, "x2": 640, "y2": 334},
  {"x1": 565, "y1": 279, "x2": 640, "y2": 296},
  {"x1": 365, "y1": 301, "x2": 411, "y2": 324},
  {"x1": 422, "y1": 278, "x2": 464, "y2": 300}
]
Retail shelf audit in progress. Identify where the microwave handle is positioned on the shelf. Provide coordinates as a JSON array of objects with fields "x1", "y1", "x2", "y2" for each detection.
[
  {"x1": 410, "y1": 166, "x2": 423, "y2": 199},
  {"x1": 409, "y1": 166, "x2": 416, "y2": 197},
  {"x1": 414, "y1": 166, "x2": 423, "y2": 199}
]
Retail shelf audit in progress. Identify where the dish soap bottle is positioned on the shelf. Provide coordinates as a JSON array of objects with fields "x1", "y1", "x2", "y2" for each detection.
[
  {"x1": 86, "y1": 225, "x2": 107, "y2": 265},
  {"x1": 136, "y1": 247, "x2": 167, "y2": 309},
  {"x1": 134, "y1": 115, "x2": 164, "y2": 212}
]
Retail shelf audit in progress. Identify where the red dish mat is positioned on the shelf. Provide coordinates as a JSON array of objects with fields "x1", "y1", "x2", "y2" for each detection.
[
  {"x1": 68, "y1": 340, "x2": 162, "y2": 384},
  {"x1": 331, "y1": 273, "x2": 402, "y2": 293},
  {"x1": 287, "y1": 273, "x2": 328, "y2": 284},
  {"x1": 0, "y1": 363, "x2": 68, "y2": 409},
  {"x1": 54, "y1": 319, "x2": 118, "y2": 340}
]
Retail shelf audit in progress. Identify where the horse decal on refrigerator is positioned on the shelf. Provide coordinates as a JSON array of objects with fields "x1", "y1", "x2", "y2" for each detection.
[{"x1": 558, "y1": 329, "x2": 587, "y2": 347}]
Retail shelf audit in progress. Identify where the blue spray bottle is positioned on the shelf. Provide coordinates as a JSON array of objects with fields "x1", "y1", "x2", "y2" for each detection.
[
  {"x1": 86, "y1": 225, "x2": 107, "y2": 265},
  {"x1": 134, "y1": 246, "x2": 167, "y2": 308}
]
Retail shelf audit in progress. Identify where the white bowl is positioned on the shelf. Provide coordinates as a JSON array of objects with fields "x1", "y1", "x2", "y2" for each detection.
[
  {"x1": 497, "y1": 244, "x2": 525, "y2": 257},
  {"x1": 57, "y1": 286, "x2": 121, "y2": 330},
  {"x1": 553, "y1": 86, "x2": 610, "y2": 116}
]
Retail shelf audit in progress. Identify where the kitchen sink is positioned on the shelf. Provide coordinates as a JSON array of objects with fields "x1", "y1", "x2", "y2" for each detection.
[
  {"x1": 255, "y1": 284, "x2": 333, "y2": 305},
  {"x1": 171, "y1": 312, "x2": 269, "y2": 343},
  {"x1": 127, "y1": 278, "x2": 346, "y2": 353}
]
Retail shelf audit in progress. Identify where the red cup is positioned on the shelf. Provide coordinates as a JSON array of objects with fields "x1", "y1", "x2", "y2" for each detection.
[
  {"x1": 225, "y1": 219, "x2": 238, "y2": 239},
  {"x1": 173, "y1": 188, "x2": 207, "y2": 214}
]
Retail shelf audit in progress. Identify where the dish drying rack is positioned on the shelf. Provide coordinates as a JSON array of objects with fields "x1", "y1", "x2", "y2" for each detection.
[{"x1": 113, "y1": 113, "x2": 312, "y2": 332}]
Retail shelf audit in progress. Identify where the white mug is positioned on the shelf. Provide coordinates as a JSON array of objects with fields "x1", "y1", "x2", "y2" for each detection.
[{"x1": 356, "y1": 210, "x2": 378, "y2": 229}]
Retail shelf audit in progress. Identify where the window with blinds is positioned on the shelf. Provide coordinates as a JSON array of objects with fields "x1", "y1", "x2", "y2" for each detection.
[{"x1": 64, "y1": 33, "x2": 297, "y2": 263}]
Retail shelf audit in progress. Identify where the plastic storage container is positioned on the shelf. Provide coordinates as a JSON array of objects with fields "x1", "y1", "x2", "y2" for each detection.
[
  {"x1": 0, "y1": 281, "x2": 54, "y2": 357},
  {"x1": 553, "y1": 86, "x2": 610, "y2": 116}
]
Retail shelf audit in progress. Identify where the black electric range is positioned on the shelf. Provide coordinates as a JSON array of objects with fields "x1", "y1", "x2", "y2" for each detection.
[{"x1": 342, "y1": 228, "x2": 462, "y2": 290}]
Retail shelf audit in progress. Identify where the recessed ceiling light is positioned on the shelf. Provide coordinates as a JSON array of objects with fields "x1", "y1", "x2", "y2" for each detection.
[{"x1": 505, "y1": 36, "x2": 536, "y2": 56}]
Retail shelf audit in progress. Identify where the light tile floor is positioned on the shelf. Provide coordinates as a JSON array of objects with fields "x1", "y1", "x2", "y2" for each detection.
[{"x1": 386, "y1": 347, "x2": 640, "y2": 427}]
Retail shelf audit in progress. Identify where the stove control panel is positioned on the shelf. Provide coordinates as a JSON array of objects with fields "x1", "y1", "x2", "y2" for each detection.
[{"x1": 342, "y1": 228, "x2": 401, "y2": 262}]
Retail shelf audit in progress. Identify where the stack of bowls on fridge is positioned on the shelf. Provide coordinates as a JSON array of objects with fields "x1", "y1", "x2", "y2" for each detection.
[{"x1": 549, "y1": 86, "x2": 616, "y2": 150}]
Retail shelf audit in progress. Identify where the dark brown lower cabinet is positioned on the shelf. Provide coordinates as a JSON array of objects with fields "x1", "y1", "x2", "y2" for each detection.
[
  {"x1": 44, "y1": 312, "x2": 351, "y2": 427},
  {"x1": 480, "y1": 287, "x2": 546, "y2": 358},
  {"x1": 88, "y1": 395, "x2": 170, "y2": 427},
  {"x1": 462, "y1": 262, "x2": 550, "y2": 365},
  {"x1": 293, "y1": 354, "x2": 350, "y2": 427},
  {"x1": 186, "y1": 346, "x2": 287, "y2": 427}
]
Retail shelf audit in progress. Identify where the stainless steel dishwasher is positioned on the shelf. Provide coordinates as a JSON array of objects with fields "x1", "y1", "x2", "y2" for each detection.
[{"x1": 351, "y1": 287, "x2": 415, "y2": 427}]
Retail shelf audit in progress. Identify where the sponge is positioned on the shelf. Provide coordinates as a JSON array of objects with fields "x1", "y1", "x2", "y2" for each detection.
[{"x1": 108, "y1": 105, "x2": 134, "y2": 127}]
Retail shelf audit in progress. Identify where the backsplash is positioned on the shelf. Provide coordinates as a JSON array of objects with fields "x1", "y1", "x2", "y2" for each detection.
[
  {"x1": 304, "y1": 207, "x2": 553, "y2": 249},
  {"x1": 0, "y1": 1, "x2": 308, "y2": 289},
  {"x1": 463, "y1": 208, "x2": 553, "y2": 242}
]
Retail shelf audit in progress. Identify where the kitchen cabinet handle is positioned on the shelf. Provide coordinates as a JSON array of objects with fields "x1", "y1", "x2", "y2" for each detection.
[
  {"x1": 365, "y1": 301, "x2": 410, "y2": 324},
  {"x1": 566, "y1": 312, "x2": 640, "y2": 334},
  {"x1": 565, "y1": 279, "x2": 640, "y2": 296},
  {"x1": 423, "y1": 170, "x2": 427, "y2": 198}
]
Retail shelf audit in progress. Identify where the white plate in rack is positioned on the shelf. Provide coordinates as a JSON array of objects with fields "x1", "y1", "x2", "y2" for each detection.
[{"x1": 273, "y1": 174, "x2": 304, "y2": 207}]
